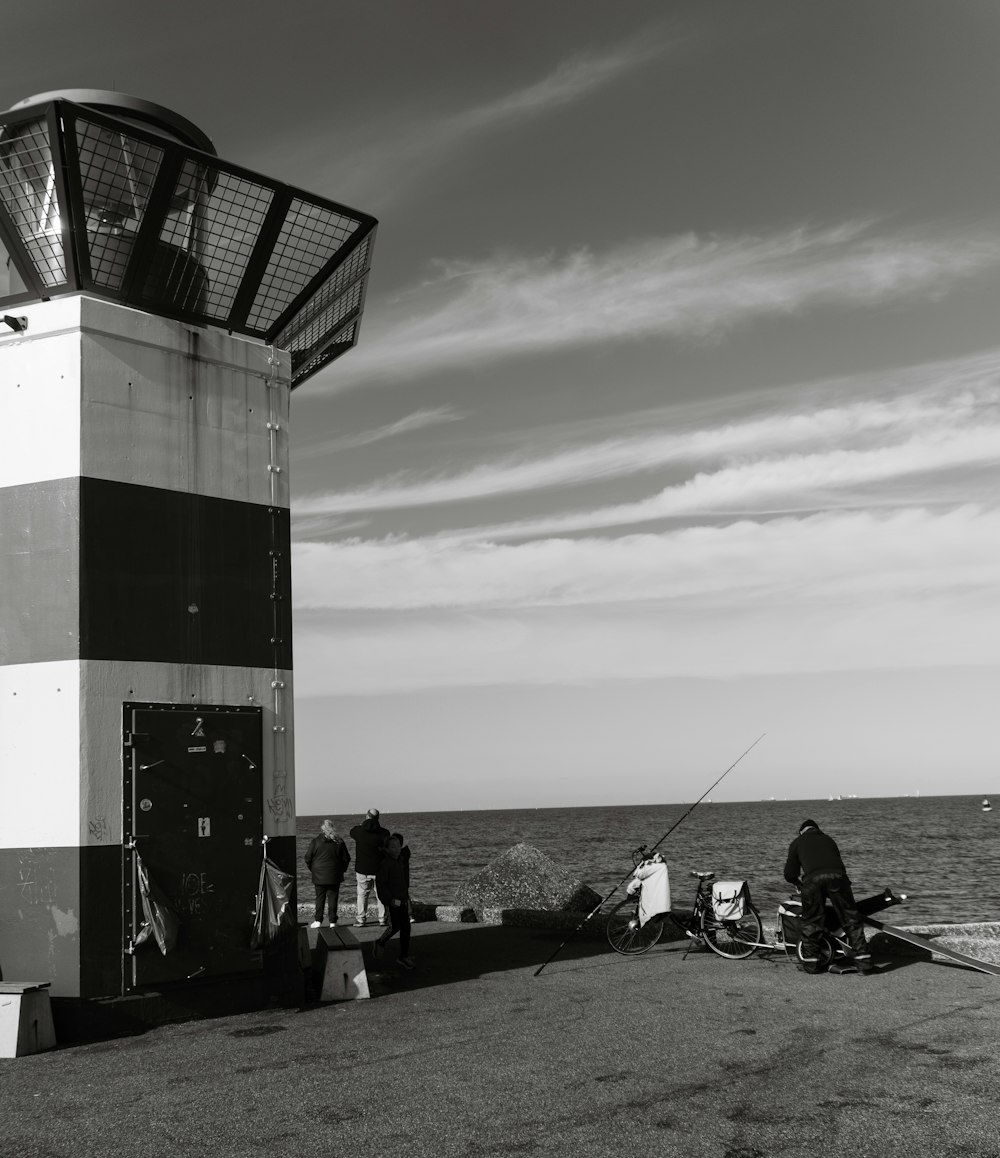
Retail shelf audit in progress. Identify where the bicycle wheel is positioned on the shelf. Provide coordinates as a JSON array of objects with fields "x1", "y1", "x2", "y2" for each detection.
[
  {"x1": 797, "y1": 933, "x2": 835, "y2": 971},
  {"x1": 605, "y1": 898, "x2": 664, "y2": 955},
  {"x1": 699, "y1": 906, "x2": 763, "y2": 960}
]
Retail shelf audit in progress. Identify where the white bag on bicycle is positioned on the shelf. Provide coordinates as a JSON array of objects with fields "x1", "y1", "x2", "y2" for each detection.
[
  {"x1": 712, "y1": 880, "x2": 748, "y2": 921},
  {"x1": 626, "y1": 861, "x2": 671, "y2": 927}
]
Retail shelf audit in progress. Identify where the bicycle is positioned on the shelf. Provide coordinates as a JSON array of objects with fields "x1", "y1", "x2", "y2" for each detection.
[
  {"x1": 775, "y1": 885, "x2": 906, "y2": 970},
  {"x1": 605, "y1": 844, "x2": 764, "y2": 960}
]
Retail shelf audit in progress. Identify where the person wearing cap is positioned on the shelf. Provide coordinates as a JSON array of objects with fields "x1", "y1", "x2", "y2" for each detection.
[
  {"x1": 784, "y1": 819, "x2": 873, "y2": 975},
  {"x1": 304, "y1": 819, "x2": 351, "y2": 928},
  {"x1": 349, "y1": 808, "x2": 390, "y2": 927}
]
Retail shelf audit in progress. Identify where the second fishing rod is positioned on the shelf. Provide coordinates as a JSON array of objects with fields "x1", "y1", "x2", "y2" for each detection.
[{"x1": 533, "y1": 732, "x2": 766, "y2": 977}]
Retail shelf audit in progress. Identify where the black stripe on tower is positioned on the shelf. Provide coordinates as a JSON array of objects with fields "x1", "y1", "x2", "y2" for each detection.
[
  {"x1": 0, "y1": 477, "x2": 291, "y2": 669},
  {"x1": 79, "y1": 478, "x2": 293, "y2": 670}
]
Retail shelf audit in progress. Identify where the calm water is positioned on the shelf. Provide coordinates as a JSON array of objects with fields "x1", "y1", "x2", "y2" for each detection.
[{"x1": 296, "y1": 796, "x2": 1000, "y2": 926}]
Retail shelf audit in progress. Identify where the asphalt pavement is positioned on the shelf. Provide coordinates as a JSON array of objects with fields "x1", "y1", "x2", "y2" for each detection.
[{"x1": 2, "y1": 921, "x2": 999, "y2": 1158}]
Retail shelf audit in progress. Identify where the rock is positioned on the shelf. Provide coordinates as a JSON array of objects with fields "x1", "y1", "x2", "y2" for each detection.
[{"x1": 457, "y1": 844, "x2": 603, "y2": 914}]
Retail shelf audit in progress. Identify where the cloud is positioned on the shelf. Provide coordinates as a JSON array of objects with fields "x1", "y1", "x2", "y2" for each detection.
[
  {"x1": 293, "y1": 407, "x2": 463, "y2": 459},
  {"x1": 450, "y1": 37, "x2": 669, "y2": 131},
  {"x1": 322, "y1": 32, "x2": 672, "y2": 204},
  {"x1": 293, "y1": 358, "x2": 1000, "y2": 516},
  {"x1": 436, "y1": 425, "x2": 1000, "y2": 540},
  {"x1": 291, "y1": 507, "x2": 1000, "y2": 694},
  {"x1": 293, "y1": 587, "x2": 1000, "y2": 696},
  {"x1": 289, "y1": 399, "x2": 1000, "y2": 694},
  {"x1": 321, "y1": 223, "x2": 1000, "y2": 391},
  {"x1": 292, "y1": 506, "x2": 1000, "y2": 612}
]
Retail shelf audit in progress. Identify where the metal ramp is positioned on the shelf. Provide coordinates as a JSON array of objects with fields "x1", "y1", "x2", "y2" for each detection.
[{"x1": 864, "y1": 917, "x2": 1000, "y2": 977}]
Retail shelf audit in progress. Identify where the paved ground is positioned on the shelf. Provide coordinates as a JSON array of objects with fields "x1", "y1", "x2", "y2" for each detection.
[{"x1": 2, "y1": 921, "x2": 1000, "y2": 1158}]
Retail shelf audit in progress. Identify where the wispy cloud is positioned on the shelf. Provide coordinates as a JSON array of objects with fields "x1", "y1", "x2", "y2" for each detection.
[
  {"x1": 293, "y1": 352, "x2": 1000, "y2": 519},
  {"x1": 449, "y1": 37, "x2": 669, "y2": 131},
  {"x1": 293, "y1": 589, "x2": 1000, "y2": 695},
  {"x1": 323, "y1": 224, "x2": 1000, "y2": 391},
  {"x1": 289, "y1": 349, "x2": 1000, "y2": 694},
  {"x1": 435, "y1": 426, "x2": 1000, "y2": 540},
  {"x1": 291, "y1": 505, "x2": 1000, "y2": 694},
  {"x1": 293, "y1": 407, "x2": 463, "y2": 459},
  {"x1": 292, "y1": 506, "x2": 1000, "y2": 612},
  {"x1": 321, "y1": 31, "x2": 672, "y2": 204}
]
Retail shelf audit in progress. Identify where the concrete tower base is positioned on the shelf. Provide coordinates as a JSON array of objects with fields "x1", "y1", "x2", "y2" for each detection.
[{"x1": 0, "y1": 296, "x2": 299, "y2": 1032}]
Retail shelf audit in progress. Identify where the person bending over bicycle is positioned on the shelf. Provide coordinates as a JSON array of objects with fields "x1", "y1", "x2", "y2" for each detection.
[
  {"x1": 784, "y1": 819, "x2": 873, "y2": 975},
  {"x1": 626, "y1": 852, "x2": 671, "y2": 927}
]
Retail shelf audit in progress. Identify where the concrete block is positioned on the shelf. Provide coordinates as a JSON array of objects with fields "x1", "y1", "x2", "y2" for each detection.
[
  {"x1": 316, "y1": 927, "x2": 369, "y2": 1002},
  {"x1": 0, "y1": 983, "x2": 56, "y2": 1057},
  {"x1": 433, "y1": 905, "x2": 478, "y2": 923}
]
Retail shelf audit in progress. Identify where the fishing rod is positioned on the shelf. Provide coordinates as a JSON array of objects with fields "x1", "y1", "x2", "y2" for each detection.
[{"x1": 532, "y1": 733, "x2": 766, "y2": 978}]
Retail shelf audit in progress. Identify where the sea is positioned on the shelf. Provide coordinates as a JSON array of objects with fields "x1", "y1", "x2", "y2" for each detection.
[{"x1": 296, "y1": 795, "x2": 1000, "y2": 928}]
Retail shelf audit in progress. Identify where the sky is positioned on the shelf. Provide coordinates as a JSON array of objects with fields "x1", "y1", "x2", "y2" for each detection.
[{"x1": 4, "y1": 1, "x2": 1000, "y2": 811}]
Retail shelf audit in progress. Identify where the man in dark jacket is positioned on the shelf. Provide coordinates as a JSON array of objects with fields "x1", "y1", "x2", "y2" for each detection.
[
  {"x1": 304, "y1": 819, "x2": 351, "y2": 928},
  {"x1": 350, "y1": 808, "x2": 390, "y2": 927},
  {"x1": 784, "y1": 819, "x2": 873, "y2": 975}
]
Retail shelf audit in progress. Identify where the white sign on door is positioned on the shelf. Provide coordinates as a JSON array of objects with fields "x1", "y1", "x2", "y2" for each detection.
[{"x1": 198, "y1": 817, "x2": 211, "y2": 837}]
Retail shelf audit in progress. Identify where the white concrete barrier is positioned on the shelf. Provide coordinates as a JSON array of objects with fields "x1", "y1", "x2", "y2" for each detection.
[
  {"x1": 316, "y1": 927, "x2": 370, "y2": 1002},
  {"x1": 0, "y1": 983, "x2": 56, "y2": 1058}
]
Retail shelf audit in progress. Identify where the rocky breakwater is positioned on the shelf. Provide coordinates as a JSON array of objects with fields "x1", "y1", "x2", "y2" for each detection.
[{"x1": 434, "y1": 843, "x2": 608, "y2": 932}]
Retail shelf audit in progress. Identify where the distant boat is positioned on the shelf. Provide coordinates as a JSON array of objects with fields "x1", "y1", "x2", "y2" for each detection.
[{"x1": 983, "y1": 798, "x2": 992, "y2": 813}]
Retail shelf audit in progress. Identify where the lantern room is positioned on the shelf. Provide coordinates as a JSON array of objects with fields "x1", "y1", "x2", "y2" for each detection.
[{"x1": 0, "y1": 89, "x2": 376, "y2": 386}]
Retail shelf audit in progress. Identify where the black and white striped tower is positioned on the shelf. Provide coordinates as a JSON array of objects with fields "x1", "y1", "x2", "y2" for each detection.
[{"x1": 0, "y1": 92, "x2": 376, "y2": 1028}]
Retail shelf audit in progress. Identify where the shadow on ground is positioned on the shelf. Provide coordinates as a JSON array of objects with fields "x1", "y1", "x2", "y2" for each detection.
[
  {"x1": 334, "y1": 920, "x2": 954, "y2": 999},
  {"x1": 305, "y1": 920, "x2": 611, "y2": 1001}
]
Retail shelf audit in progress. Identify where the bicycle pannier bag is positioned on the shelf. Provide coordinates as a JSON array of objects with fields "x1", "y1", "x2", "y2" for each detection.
[
  {"x1": 777, "y1": 897, "x2": 803, "y2": 947},
  {"x1": 712, "y1": 880, "x2": 749, "y2": 921}
]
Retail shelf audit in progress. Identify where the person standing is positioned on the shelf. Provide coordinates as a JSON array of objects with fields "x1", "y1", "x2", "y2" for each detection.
[
  {"x1": 783, "y1": 818, "x2": 874, "y2": 975},
  {"x1": 372, "y1": 834, "x2": 414, "y2": 969},
  {"x1": 304, "y1": 819, "x2": 351, "y2": 928},
  {"x1": 350, "y1": 808, "x2": 389, "y2": 926}
]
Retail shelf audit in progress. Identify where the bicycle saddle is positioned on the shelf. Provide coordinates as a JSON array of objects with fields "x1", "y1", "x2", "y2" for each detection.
[{"x1": 689, "y1": 870, "x2": 715, "y2": 880}]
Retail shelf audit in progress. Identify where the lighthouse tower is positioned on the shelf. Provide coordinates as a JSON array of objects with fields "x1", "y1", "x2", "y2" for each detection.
[{"x1": 0, "y1": 91, "x2": 376, "y2": 1031}]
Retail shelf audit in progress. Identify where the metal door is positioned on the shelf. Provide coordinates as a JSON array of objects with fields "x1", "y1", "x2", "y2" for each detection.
[{"x1": 123, "y1": 703, "x2": 264, "y2": 991}]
